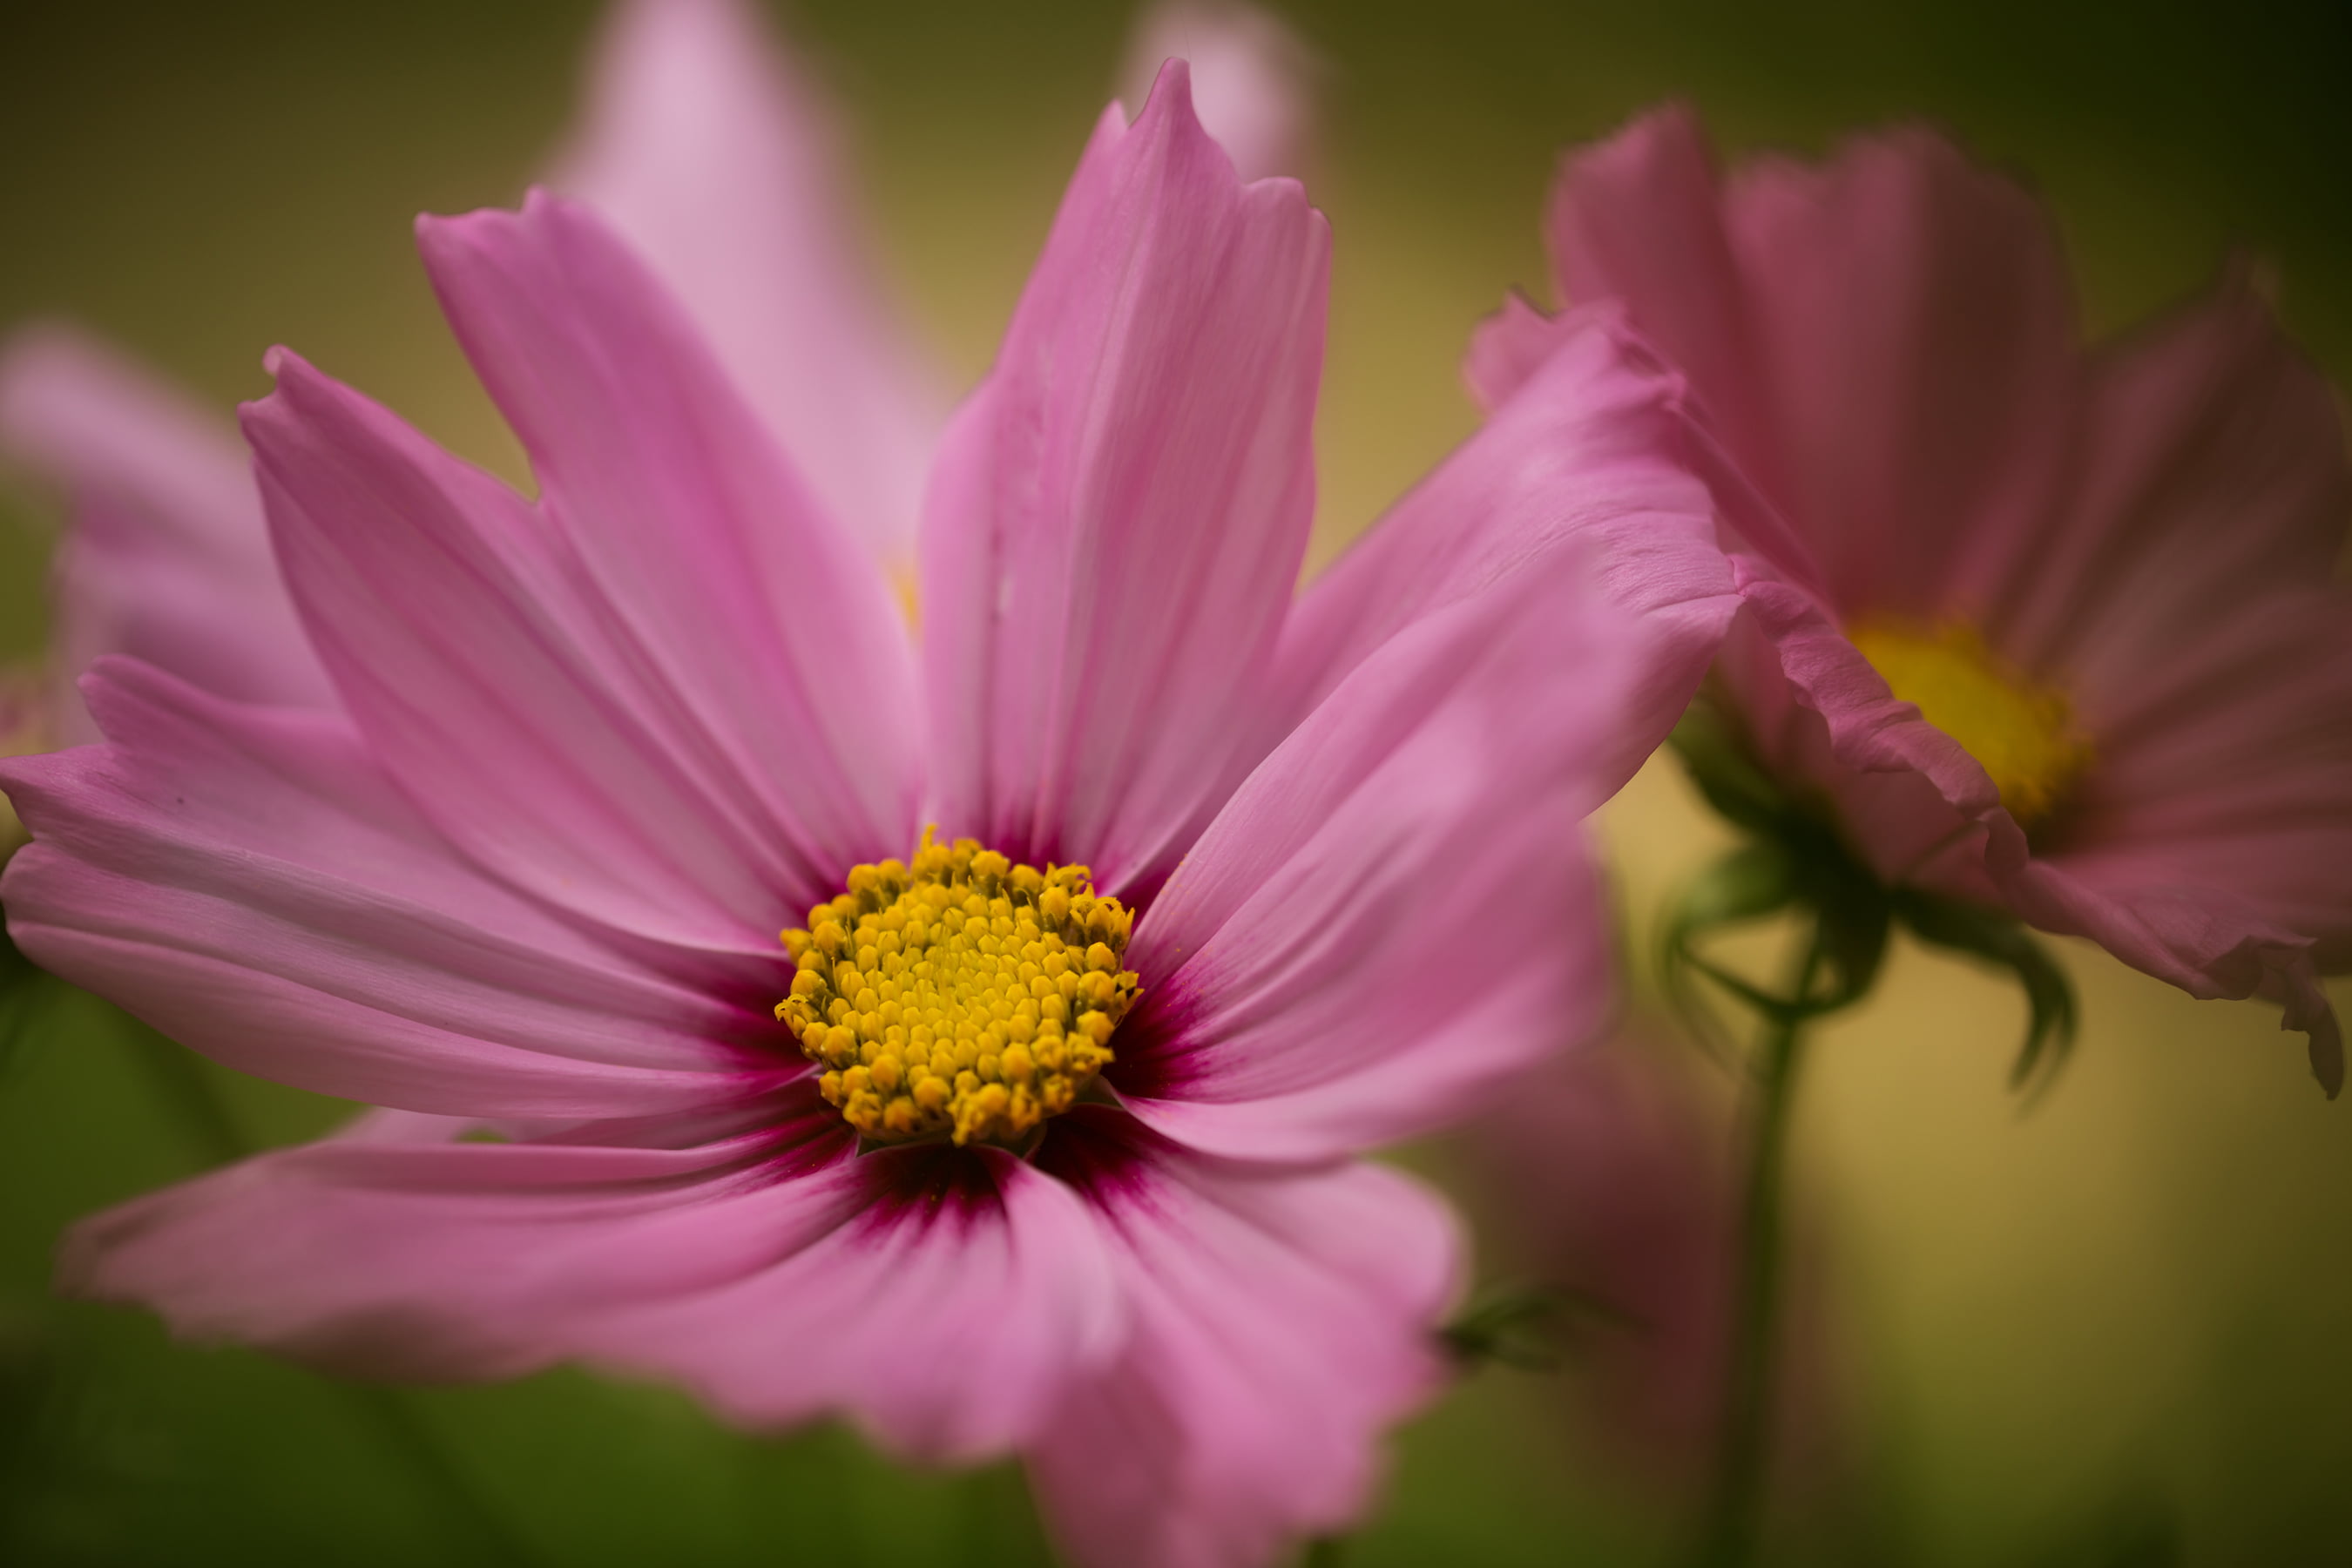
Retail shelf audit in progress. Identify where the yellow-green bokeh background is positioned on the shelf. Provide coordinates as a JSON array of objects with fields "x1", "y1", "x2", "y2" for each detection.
[{"x1": 3, "y1": 1, "x2": 2349, "y2": 1563}]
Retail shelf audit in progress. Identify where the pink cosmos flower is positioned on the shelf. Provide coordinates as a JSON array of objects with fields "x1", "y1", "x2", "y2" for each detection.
[
  {"x1": 1473, "y1": 106, "x2": 2352, "y2": 1093},
  {"x1": 0, "y1": 65, "x2": 1740, "y2": 1568}
]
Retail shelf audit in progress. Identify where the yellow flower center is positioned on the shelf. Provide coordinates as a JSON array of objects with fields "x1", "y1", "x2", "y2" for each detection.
[
  {"x1": 1848, "y1": 620, "x2": 2092, "y2": 825},
  {"x1": 776, "y1": 832, "x2": 1139, "y2": 1148}
]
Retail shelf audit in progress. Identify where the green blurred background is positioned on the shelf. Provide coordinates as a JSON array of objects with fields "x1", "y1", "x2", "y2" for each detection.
[{"x1": 2, "y1": 1, "x2": 2349, "y2": 1562}]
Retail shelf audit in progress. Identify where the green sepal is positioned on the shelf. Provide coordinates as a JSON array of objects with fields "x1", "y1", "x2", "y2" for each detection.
[
  {"x1": 1439, "y1": 1287, "x2": 1580, "y2": 1373},
  {"x1": 1893, "y1": 889, "x2": 2079, "y2": 1094},
  {"x1": 1661, "y1": 840, "x2": 1803, "y2": 1037},
  {"x1": 1668, "y1": 701, "x2": 1792, "y2": 840},
  {"x1": 1796, "y1": 848, "x2": 1892, "y2": 1013}
]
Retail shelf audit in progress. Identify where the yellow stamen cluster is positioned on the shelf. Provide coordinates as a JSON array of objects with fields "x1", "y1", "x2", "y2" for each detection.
[
  {"x1": 777, "y1": 833, "x2": 1139, "y2": 1148},
  {"x1": 1849, "y1": 619, "x2": 2093, "y2": 825}
]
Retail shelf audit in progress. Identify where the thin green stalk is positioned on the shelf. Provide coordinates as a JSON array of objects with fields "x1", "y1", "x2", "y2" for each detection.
[
  {"x1": 112, "y1": 1017, "x2": 537, "y2": 1565},
  {"x1": 351, "y1": 1385, "x2": 540, "y2": 1568},
  {"x1": 1694, "y1": 942, "x2": 1825, "y2": 1568}
]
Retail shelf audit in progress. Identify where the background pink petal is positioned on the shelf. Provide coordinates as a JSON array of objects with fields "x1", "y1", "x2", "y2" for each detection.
[
  {"x1": 1553, "y1": 115, "x2": 2081, "y2": 620},
  {"x1": 0, "y1": 324, "x2": 332, "y2": 741},
  {"x1": 1541, "y1": 103, "x2": 1775, "y2": 478},
  {"x1": 1028, "y1": 1110, "x2": 1457, "y2": 1568},
  {"x1": 1987, "y1": 275, "x2": 2349, "y2": 685},
  {"x1": 1979, "y1": 280, "x2": 2352, "y2": 1020},
  {"x1": 1714, "y1": 127, "x2": 2081, "y2": 618},
  {"x1": 0, "y1": 659, "x2": 774, "y2": 1119},
  {"x1": 919, "y1": 61, "x2": 1328, "y2": 896},
  {"x1": 549, "y1": 0, "x2": 944, "y2": 558},
  {"x1": 1990, "y1": 825, "x2": 2344, "y2": 1094},
  {"x1": 2038, "y1": 591, "x2": 2352, "y2": 949},
  {"x1": 1461, "y1": 288, "x2": 1584, "y2": 413}
]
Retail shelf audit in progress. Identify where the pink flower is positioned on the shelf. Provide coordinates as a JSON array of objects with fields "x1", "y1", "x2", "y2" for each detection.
[
  {"x1": 1461, "y1": 1024, "x2": 1837, "y2": 1498},
  {"x1": 1475, "y1": 106, "x2": 2352, "y2": 1094},
  {"x1": 0, "y1": 68, "x2": 1738, "y2": 1568}
]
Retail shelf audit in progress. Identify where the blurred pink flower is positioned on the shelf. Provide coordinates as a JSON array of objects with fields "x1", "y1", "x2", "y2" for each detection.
[
  {"x1": 0, "y1": 329, "x2": 336, "y2": 747},
  {"x1": 1475, "y1": 106, "x2": 2352, "y2": 1094},
  {"x1": 1463, "y1": 1026, "x2": 1835, "y2": 1497},
  {"x1": 0, "y1": 68, "x2": 1740, "y2": 1568},
  {"x1": 0, "y1": 0, "x2": 1315, "y2": 737}
]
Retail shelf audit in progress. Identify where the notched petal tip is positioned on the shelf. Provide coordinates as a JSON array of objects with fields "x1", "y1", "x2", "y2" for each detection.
[
  {"x1": 1119, "y1": 1, "x2": 1321, "y2": 185},
  {"x1": 1125, "y1": 54, "x2": 1314, "y2": 206},
  {"x1": 241, "y1": 345, "x2": 316, "y2": 426},
  {"x1": 1130, "y1": 55, "x2": 1198, "y2": 138}
]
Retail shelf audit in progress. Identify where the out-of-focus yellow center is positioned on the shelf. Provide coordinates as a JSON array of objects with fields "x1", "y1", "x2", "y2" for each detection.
[
  {"x1": 1848, "y1": 620, "x2": 2092, "y2": 825},
  {"x1": 776, "y1": 831, "x2": 1139, "y2": 1148},
  {"x1": 887, "y1": 558, "x2": 921, "y2": 632}
]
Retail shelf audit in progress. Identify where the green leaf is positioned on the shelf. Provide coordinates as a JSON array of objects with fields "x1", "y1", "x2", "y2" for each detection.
[{"x1": 1894, "y1": 890, "x2": 2079, "y2": 1096}]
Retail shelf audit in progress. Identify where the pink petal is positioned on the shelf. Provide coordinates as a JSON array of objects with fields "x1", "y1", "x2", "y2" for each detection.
[
  {"x1": 68, "y1": 1091, "x2": 1126, "y2": 1458},
  {"x1": 1028, "y1": 1111, "x2": 1458, "y2": 1568},
  {"x1": 1990, "y1": 832, "x2": 2343, "y2": 1095},
  {"x1": 1540, "y1": 104, "x2": 1775, "y2": 476},
  {"x1": 0, "y1": 660, "x2": 774, "y2": 1119},
  {"x1": 919, "y1": 62, "x2": 1328, "y2": 896},
  {"x1": 1117, "y1": 2, "x2": 1319, "y2": 184},
  {"x1": 1114, "y1": 546, "x2": 1654, "y2": 1164},
  {"x1": 564, "y1": 1142, "x2": 1123, "y2": 1460},
  {"x1": 1715, "y1": 127, "x2": 2079, "y2": 618},
  {"x1": 1551, "y1": 113, "x2": 2079, "y2": 619},
  {"x1": 1994, "y1": 276, "x2": 2352, "y2": 727},
  {"x1": 246, "y1": 345, "x2": 865, "y2": 961},
  {"x1": 61, "y1": 1097, "x2": 855, "y2": 1382},
  {"x1": 0, "y1": 324, "x2": 332, "y2": 740},
  {"x1": 1270, "y1": 305, "x2": 1734, "y2": 777},
  {"x1": 307, "y1": 195, "x2": 917, "y2": 943},
  {"x1": 549, "y1": 0, "x2": 944, "y2": 557},
  {"x1": 1720, "y1": 561, "x2": 2003, "y2": 884},
  {"x1": 1461, "y1": 288, "x2": 1583, "y2": 412}
]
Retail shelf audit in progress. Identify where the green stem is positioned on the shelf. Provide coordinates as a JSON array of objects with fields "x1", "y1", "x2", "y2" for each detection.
[
  {"x1": 351, "y1": 1386, "x2": 540, "y2": 1567},
  {"x1": 112, "y1": 1017, "x2": 537, "y2": 1565},
  {"x1": 1694, "y1": 943, "x2": 1823, "y2": 1568}
]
